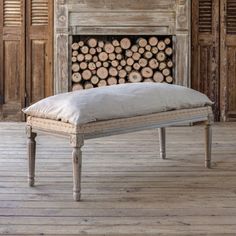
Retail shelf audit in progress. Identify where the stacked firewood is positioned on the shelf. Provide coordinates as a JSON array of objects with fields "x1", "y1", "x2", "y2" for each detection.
[{"x1": 71, "y1": 36, "x2": 173, "y2": 90}]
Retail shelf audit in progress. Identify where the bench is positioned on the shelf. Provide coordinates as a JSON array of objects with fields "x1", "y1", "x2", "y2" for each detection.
[{"x1": 26, "y1": 106, "x2": 213, "y2": 201}]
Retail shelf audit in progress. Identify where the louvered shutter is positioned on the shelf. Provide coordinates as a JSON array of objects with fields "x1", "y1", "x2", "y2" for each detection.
[
  {"x1": 191, "y1": 0, "x2": 220, "y2": 120},
  {"x1": 0, "y1": 0, "x2": 25, "y2": 120},
  {"x1": 25, "y1": 0, "x2": 53, "y2": 105},
  {"x1": 220, "y1": 0, "x2": 236, "y2": 120}
]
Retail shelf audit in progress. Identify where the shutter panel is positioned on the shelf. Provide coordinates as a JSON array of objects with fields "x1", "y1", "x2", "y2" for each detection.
[
  {"x1": 31, "y1": 0, "x2": 48, "y2": 26},
  {"x1": 226, "y1": 0, "x2": 236, "y2": 34},
  {"x1": 3, "y1": 0, "x2": 21, "y2": 26},
  {"x1": 199, "y1": 0, "x2": 212, "y2": 33},
  {"x1": 191, "y1": 0, "x2": 220, "y2": 120}
]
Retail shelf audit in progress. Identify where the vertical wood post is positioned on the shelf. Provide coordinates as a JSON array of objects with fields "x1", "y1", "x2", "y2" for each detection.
[
  {"x1": 70, "y1": 134, "x2": 84, "y2": 201},
  {"x1": 158, "y1": 128, "x2": 166, "y2": 159},
  {"x1": 205, "y1": 123, "x2": 212, "y2": 168},
  {"x1": 26, "y1": 125, "x2": 37, "y2": 186}
]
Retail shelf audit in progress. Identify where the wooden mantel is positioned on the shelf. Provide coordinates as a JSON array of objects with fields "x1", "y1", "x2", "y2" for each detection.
[{"x1": 54, "y1": 0, "x2": 191, "y2": 94}]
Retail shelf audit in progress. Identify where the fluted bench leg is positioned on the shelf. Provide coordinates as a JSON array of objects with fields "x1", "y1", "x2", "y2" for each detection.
[
  {"x1": 26, "y1": 126, "x2": 37, "y2": 187},
  {"x1": 205, "y1": 123, "x2": 212, "y2": 168},
  {"x1": 70, "y1": 134, "x2": 84, "y2": 201},
  {"x1": 158, "y1": 127, "x2": 166, "y2": 159}
]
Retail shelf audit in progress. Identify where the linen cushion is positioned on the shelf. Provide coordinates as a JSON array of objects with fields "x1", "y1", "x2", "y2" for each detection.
[{"x1": 23, "y1": 83, "x2": 213, "y2": 125}]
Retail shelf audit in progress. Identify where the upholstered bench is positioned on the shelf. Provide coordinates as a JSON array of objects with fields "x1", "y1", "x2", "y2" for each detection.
[{"x1": 23, "y1": 83, "x2": 213, "y2": 201}]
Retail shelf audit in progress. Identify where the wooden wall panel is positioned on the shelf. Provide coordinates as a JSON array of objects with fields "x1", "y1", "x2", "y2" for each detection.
[
  {"x1": 220, "y1": 0, "x2": 236, "y2": 121},
  {"x1": 25, "y1": 0, "x2": 53, "y2": 106},
  {"x1": 191, "y1": 0, "x2": 220, "y2": 120},
  {"x1": 0, "y1": 0, "x2": 25, "y2": 121}
]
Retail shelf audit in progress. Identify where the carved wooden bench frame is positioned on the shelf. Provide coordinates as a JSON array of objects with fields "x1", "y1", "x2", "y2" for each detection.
[{"x1": 26, "y1": 106, "x2": 213, "y2": 201}]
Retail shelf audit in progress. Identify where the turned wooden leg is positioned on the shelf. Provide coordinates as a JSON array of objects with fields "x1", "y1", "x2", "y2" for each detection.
[
  {"x1": 205, "y1": 123, "x2": 212, "y2": 168},
  {"x1": 26, "y1": 126, "x2": 37, "y2": 187},
  {"x1": 158, "y1": 127, "x2": 166, "y2": 159},
  {"x1": 70, "y1": 134, "x2": 84, "y2": 201}
]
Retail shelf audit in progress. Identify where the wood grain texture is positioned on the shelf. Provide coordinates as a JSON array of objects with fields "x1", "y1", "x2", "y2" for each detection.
[{"x1": 0, "y1": 122, "x2": 236, "y2": 235}]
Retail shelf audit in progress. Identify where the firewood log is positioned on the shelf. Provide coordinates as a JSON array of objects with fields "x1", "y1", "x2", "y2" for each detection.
[
  {"x1": 153, "y1": 71, "x2": 164, "y2": 82},
  {"x1": 112, "y1": 39, "x2": 120, "y2": 47},
  {"x1": 84, "y1": 81, "x2": 94, "y2": 89},
  {"x1": 109, "y1": 67, "x2": 118, "y2": 77},
  {"x1": 72, "y1": 72, "x2": 82, "y2": 83},
  {"x1": 118, "y1": 78, "x2": 126, "y2": 84},
  {"x1": 92, "y1": 70, "x2": 97, "y2": 75},
  {"x1": 89, "y1": 47, "x2": 96, "y2": 55},
  {"x1": 145, "y1": 45, "x2": 151, "y2": 51},
  {"x1": 97, "y1": 79, "x2": 107, "y2": 87},
  {"x1": 80, "y1": 62, "x2": 87, "y2": 70},
  {"x1": 156, "y1": 52, "x2": 166, "y2": 62},
  {"x1": 72, "y1": 83, "x2": 83, "y2": 91},
  {"x1": 88, "y1": 62, "x2": 96, "y2": 71},
  {"x1": 125, "y1": 50, "x2": 133, "y2": 58},
  {"x1": 82, "y1": 69, "x2": 92, "y2": 80},
  {"x1": 93, "y1": 55, "x2": 98, "y2": 62},
  {"x1": 78, "y1": 41, "x2": 84, "y2": 47},
  {"x1": 111, "y1": 60, "x2": 119, "y2": 67},
  {"x1": 128, "y1": 71, "x2": 142, "y2": 83},
  {"x1": 98, "y1": 41, "x2": 104, "y2": 48},
  {"x1": 77, "y1": 54, "x2": 85, "y2": 62},
  {"x1": 97, "y1": 67, "x2": 108, "y2": 79},
  {"x1": 103, "y1": 61, "x2": 109, "y2": 68},
  {"x1": 165, "y1": 75, "x2": 173, "y2": 83},
  {"x1": 72, "y1": 50, "x2": 79, "y2": 57},
  {"x1": 159, "y1": 62, "x2": 167, "y2": 70},
  {"x1": 151, "y1": 47, "x2": 158, "y2": 54},
  {"x1": 71, "y1": 42, "x2": 79, "y2": 50},
  {"x1": 164, "y1": 37, "x2": 171, "y2": 45},
  {"x1": 138, "y1": 47, "x2": 145, "y2": 54},
  {"x1": 96, "y1": 61, "x2": 102, "y2": 68},
  {"x1": 115, "y1": 46, "x2": 122, "y2": 54},
  {"x1": 139, "y1": 58, "x2": 148, "y2": 67},
  {"x1": 116, "y1": 54, "x2": 122, "y2": 60},
  {"x1": 167, "y1": 60, "x2": 173, "y2": 68},
  {"x1": 91, "y1": 75, "x2": 99, "y2": 85},
  {"x1": 96, "y1": 47, "x2": 102, "y2": 53},
  {"x1": 132, "y1": 52, "x2": 141, "y2": 61},
  {"x1": 133, "y1": 62, "x2": 141, "y2": 71},
  {"x1": 109, "y1": 53, "x2": 116, "y2": 61},
  {"x1": 107, "y1": 77, "x2": 118, "y2": 85},
  {"x1": 120, "y1": 38, "x2": 131, "y2": 49},
  {"x1": 165, "y1": 47, "x2": 173, "y2": 56},
  {"x1": 118, "y1": 69, "x2": 127, "y2": 78},
  {"x1": 144, "y1": 78, "x2": 154, "y2": 83},
  {"x1": 72, "y1": 63, "x2": 80, "y2": 72},
  {"x1": 81, "y1": 46, "x2": 89, "y2": 54},
  {"x1": 157, "y1": 41, "x2": 166, "y2": 51},
  {"x1": 72, "y1": 57, "x2": 77, "y2": 63},
  {"x1": 127, "y1": 58, "x2": 134, "y2": 66},
  {"x1": 98, "y1": 52, "x2": 108, "y2": 62},
  {"x1": 117, "y1": 65, "x2": 122, "y2": 71},
  {"x1": 120, "y1": 59, "x2": 126, "y2": 67},
  {"x1": 137, "y1": 38, "x2": 147, "y2": 48},
  {"x1": 87, "y1": 38, "x2": 97, "y2": 48},
  {"x1": 85, "y1": 54, "x2": 92, "y2": 61},
  {"x1": 131, "y1": 45, "x2": 138, "y2": 53},
  {"x1": 144, "y1": 51, "x2": 153, "y2": 59},
  {"x1": 148, "y1": 58, "x2": 159, "y2": 69},
  {"x1": 125, "y1": 65, "x2": 132, "y2": 72},
  {"x1": 104, "y1": 43, "x2": 115, "y2": 54},
  {"x1": 141, "y1": 67, "x2": 153, "y2": 78},
  {"x1": 148, "y1": 37, "x2": 158, "y2": 46},
  {"x1": 162, "y1": 68, "x2": 171, "y2": 76}
]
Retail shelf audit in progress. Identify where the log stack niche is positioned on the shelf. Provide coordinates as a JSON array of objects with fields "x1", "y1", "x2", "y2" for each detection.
[
  {"x1": 71, "y1": 36, "x2": 174, "y2": 90},
  {"x1": 54, "y1": 0, "x2": 190, "y2": 93}
]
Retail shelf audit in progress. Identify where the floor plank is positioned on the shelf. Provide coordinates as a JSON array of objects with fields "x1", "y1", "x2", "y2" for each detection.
[{"x1": 0, "y1": 122, "x2": 236, "y2": 235}]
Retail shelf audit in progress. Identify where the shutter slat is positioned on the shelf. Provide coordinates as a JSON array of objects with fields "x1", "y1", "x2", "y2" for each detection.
[
  {"x1": 3, "y1": 0, "x2": 22, "y2": 27},
  {"x1": 31, "y1": 0, "x2": 48, "y2": 25},
  {"x1": 199, "y1": 0, "x2": 212, "y2": 33},
  {"x1": 227, "y1": 0, "x2": 236, "y2": 34}
]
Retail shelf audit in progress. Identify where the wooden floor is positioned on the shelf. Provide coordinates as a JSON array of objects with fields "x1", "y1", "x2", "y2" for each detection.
[{"x1": 0, "y1": 122, "x2": 236, "y2": 235}]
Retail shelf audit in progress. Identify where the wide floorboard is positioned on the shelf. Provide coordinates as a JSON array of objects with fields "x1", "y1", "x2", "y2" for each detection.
[{"x1": 0, "y1": 122, "x2": 236, "y2": 235}]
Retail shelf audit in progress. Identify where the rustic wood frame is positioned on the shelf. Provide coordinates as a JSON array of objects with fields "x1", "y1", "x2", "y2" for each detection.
[{"x1": 26, "y1": 106, "x2": 213, "y2": 201}]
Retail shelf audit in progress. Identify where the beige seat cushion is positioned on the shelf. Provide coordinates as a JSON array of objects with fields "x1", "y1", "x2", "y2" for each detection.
[{"x1": 23, "y1": 83, "x2": 213, "y2": 125}]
